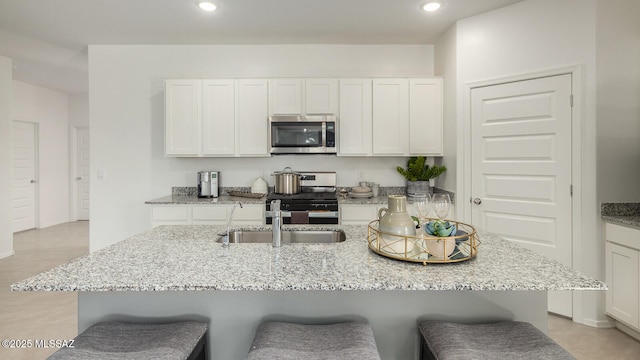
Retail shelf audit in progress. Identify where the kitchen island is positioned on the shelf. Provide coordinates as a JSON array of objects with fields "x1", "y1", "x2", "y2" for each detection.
[{"x1": 12, "y1": 225, "x2": 605, "y2": 360}]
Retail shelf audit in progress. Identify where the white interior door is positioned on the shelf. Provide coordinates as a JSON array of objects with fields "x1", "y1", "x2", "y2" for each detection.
[
  {"x1": 470, "y1": 74, "x2": 573, "y2": 317},
  {"x1": 76, "y1": 127, "x2": 90, "y2": 220},
  {"x1": 12, "y1": 121, "x2": 37, "y2": 232}
]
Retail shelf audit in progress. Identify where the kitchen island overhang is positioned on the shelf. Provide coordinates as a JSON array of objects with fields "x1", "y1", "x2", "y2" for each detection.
[{"x1": 12, "y1": 225, "x2": 605, "y2": 360}]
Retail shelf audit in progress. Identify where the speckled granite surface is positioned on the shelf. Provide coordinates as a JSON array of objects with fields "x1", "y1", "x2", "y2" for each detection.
[
  {"x1": 12, "y1": 225, "x2": 605, "y2": 292},
  {"x1": 601, "y1": 203, "x2": 640, "y2": 229},
  {"x1": 148, "y1": 187, "x2": 455, "y2": 206}
]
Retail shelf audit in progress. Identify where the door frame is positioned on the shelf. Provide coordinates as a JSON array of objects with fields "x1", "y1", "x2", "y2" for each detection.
[
  {"x1": 70, "y1": 125, "x2": 89, "y2": 221},
  {"x1": 12, "y1": 120, "x2": 40, "y2": 231},
  {"x1": 458, "y1": 65, "x2": 584, "y2": 322}
]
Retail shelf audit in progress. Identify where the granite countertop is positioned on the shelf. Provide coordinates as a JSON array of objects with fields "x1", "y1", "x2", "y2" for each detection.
[
  {"x1": 601, "y1": 203, "x2": 640, "y2": 229},
  {"x1": 12, "y1": 225, "x2": 605, "y2": 292},
  {"x1": 145, "y1": 187, "x2": 455, "y2": 206},
  {"x1": 145, "y1": 194, "x2": 266, "y2": 205}
]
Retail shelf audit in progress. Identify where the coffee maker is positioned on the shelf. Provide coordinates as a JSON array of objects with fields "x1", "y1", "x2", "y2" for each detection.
[{"x1": 197, "y1": 171, "x2": 219, "y2": 198}]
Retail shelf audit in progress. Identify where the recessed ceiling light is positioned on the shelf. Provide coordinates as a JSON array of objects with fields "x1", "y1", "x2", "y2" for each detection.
[
  {"x1": 197, "y1": 0, "x2": 217, "y2": 12},
  {"x1": 422, "y1": 1, "x2": 442, "y2": 12}
]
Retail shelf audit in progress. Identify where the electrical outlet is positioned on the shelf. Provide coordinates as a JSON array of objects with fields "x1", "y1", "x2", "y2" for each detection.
[{"x1": 358, "y1": 171, "x2": 365, "y2": 180}]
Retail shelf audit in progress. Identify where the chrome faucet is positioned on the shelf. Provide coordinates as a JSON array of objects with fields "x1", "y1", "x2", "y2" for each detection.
[
  {"x1": 270, "y1": 200, "x2": 282, "y2": 247},
  {"x1": 223, "y1": 201, "x2": 243, "y2": 247}
]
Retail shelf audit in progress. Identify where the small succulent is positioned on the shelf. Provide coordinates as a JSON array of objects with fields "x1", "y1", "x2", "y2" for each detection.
[{"x1": 424, "y1": 220, "x2": 456, "y2": 237}]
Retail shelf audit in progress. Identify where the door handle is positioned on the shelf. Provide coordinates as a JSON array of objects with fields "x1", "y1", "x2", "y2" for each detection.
[
  {"x1": 30, "y1": 179, "x2": 36, "y2": 184},
  {"x1": 473, "y1": 198, "x2": 482, "y2": 205},
  {"x1": 76, "y1": 177, "x2": 82, "y2": 180}
]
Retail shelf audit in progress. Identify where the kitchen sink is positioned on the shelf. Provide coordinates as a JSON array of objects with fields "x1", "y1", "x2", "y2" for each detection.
[{"x1": 217, "y1": 230, "x2": 346, "y2": 244}]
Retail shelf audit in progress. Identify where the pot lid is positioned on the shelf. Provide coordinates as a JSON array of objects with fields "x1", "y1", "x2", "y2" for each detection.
[{"x1": 272, "y1": 166, "x2": 300, "y2": 175}]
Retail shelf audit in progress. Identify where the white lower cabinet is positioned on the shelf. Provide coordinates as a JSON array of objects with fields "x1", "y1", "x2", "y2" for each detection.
[
  {"x1": 151, "y1": 204, "x2": 264, "y2": 227},
  {"x1": 605, "y1": 222, "x2": 640, "y2": 330},
  {"x1": 151, "y1": 206, "x2": 190, "y2": 226},
  {"x1": 340, "y1": 204, "x2": 382, "y2": 225}
]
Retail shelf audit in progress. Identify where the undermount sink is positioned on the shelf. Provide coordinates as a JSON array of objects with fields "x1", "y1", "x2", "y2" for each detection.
[{"x1": 217, "y1": 230, "x2": 346, "y2": 244}]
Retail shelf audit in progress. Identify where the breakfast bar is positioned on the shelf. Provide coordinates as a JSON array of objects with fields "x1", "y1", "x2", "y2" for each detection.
[{"x1": 12, "y1": 225, "x2": 605, "y2": 359}]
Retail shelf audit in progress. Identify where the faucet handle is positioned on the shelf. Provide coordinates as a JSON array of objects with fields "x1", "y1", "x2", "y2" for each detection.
[{"x1": 270, "y1": 199, "x2": 281, "y2": 211}]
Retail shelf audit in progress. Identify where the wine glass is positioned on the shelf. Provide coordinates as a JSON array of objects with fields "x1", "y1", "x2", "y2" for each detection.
[
  {"x1": 414, "y1": 193, "x2": 431, "y2": 225},
  {"x1": 432, "y1": 193, "x2": 451, "y2": 221}
]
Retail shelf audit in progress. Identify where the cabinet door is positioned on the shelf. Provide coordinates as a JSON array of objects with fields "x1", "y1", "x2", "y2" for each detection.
[
  {"x1": 151, "y1": 206, "x2": 190, "y2": 227},
  {"x1": 409, "y1": 79, "x2": 443, "y2": 155},
  {"x1": 233, "y1": 204, "x2": 265, "y2": 225},
  {"x1": 236, "y1": 80, "x2": 269, "y2": 156},
  {"x1": 340, "y1": 204, "x2": 380, "y2": 225},
  {"x1": 270, "y1": 79, "x2": 302, "y2": 115},
  {"x1": 605, "y1": 241, "x2": 640, "y2": 328},
  {"x1": 306, "y1": 79, "x2": 338, "y2": 114},
  {"x1": 372, "y1": 79, "x2": 409, "y2": 155},
  {"x1": 165, "y1": 80, "x2": 201, "y2": 156},
  {"x1": 202, "y1": 80, "x2": 235, "y2": 155},
  {"x1": 192, "y1": 205, "x2": 228, "y2": 225},
  {"x1": 338, "y1": 79, "x2": 372, "y2": 156}
]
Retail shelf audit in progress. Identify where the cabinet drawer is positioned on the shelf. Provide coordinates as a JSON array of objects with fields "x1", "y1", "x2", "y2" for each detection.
[
  {"x1": 152, "y1": 206, "x2": 189, "y2": 221},
  {"x1": 233, "y1": 205, "x2": 264, "y2": 221},
  {"x1": 192, "y1": 206, "x2": 228, "y2": 221},
  {"x1": 341, "y1": 205, "x2": 379, "y2": 224},
  {"x1": 606, "y1": 223, "x2": 640, "y2": 250}
]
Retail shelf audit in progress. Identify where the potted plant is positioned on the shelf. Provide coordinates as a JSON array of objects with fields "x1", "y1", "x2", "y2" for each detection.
[{"x1": 396, "y1": 156, "x2": 446, "y2": 197}]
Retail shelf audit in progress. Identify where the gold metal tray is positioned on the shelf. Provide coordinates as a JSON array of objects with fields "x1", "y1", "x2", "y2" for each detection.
[{"x1": 367, "y1": 219, "x2": 480, "y2": 265}]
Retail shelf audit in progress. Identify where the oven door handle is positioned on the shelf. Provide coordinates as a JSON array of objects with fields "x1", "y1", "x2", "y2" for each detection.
[{"x1": 278, "y1": 211, "x2": 339, "y2": 218}]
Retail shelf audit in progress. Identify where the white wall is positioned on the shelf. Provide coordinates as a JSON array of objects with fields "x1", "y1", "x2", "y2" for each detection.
[
  {"x1": 12, "y1": 81, "x2": 70, "y2": 228},
  {"x1": 0, "y1": 55, "x2": 13, "y2": 258},
  {"x1": 434, "y1": 24, "x2": 457, "y2": 196},
  {"x1": 69, "y1": 92, "x2": 89, "y2": 127},
  {"x1": 596, "y1": 0, "x2": 640, "y2": 202},
  {"x1": 89, "y1": 44, "x2": 435, "y2": 251},
  {"x1": 455, "y1": 0, "x2": 604, "y2": 326}
]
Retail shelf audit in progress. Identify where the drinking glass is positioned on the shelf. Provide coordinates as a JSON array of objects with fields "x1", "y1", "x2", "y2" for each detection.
[
  {"x1": 432, "y1": 193, "x2": 451, "y2": 221},
  {"x1": 414, "y1": 193, "x2": 431, "y2": 224}
]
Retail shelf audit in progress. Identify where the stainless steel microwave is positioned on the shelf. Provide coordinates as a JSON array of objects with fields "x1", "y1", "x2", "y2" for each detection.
[{"x1": 269, "y1": 115, "x2": 337, "y2": 154}]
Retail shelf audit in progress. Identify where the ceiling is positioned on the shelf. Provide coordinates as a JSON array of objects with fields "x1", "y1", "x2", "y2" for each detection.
[{"x1": 0, "y1": 0, "x2": 524, "y2": 94}]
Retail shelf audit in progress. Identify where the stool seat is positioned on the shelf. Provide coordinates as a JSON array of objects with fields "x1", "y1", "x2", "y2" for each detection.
[
  {"x1": 247, "y1": 321, "x2": 381, "y2": 360},
  {"x1": 47, "y1": 321, "x2": 208, "y2": 360},
  {"x1": 419, "y1": 321, "x2": 574, "y2": 360}
]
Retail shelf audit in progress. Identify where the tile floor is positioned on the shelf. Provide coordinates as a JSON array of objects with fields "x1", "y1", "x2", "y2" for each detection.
[{"x1": 1, "y1": 221, "x2": 640, "y2": 359}]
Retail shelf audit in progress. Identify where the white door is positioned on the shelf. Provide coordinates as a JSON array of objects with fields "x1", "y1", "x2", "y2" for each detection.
[
  {"x1": 12, "y1": 121, "x2": 37, "y2": 232},
  {"x1": 305, "y1": 79, "x2": 338, "y2": 115},
  {"x1": 470, "y1": 74, "x2": 573, "y2": 317},
  {"x1": 76, "y1": 127, "x2": 90, "y2": 220}
]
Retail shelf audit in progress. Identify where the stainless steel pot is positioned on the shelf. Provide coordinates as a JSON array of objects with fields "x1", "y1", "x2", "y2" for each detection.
[{"x1": 272, "y1": 167, "x2": 301, "y2": 194}]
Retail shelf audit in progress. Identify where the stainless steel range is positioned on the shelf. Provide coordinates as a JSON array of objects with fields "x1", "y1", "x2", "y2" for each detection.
[{"x1": 265, "y1": 171, "x2": 338, "y2": 224}]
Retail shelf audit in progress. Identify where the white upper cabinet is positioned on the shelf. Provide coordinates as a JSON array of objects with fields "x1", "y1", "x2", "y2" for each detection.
[
  {"x1": 270, "y1": 79, "x2": 339, "y2": 115},
  {"x1": 372, "y1": 79, "x2": 409, "y2": 156},
  {"x1": 165, "y1": 77, "x2": 442, "y2": 158},
  {"x1": 409, "y1": 78, "x2": 443, "y2": 155},
  {"x1": 338, "y1": 79, "x2": 372, "y2": 156},
  {"x1": 269, "y1": 79, "x2": 303, "y2": 115},
  {"x1": 236, "y1": 79, "x2": 270, "y2": 156},
  {"x1": 305, "y1": 79, "x2": 338, "y2": 114},
  {"x1": 202, "y1": 80, "x2": 235, "y2": 155},
  {"x1": 165, "y1": 79, "x2": 201, "y2": 156}
]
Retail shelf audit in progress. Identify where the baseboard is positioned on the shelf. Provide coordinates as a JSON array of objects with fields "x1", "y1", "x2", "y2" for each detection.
[
  {"x1": 615, "y1": 321, "x2": 640, "y2": 341},
  {"x1": 0, "y1": 250, "x2": 15, "y2": 259},
  {"x1": 582, "y1": 316, "x2": 616, "y2": 329}
]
